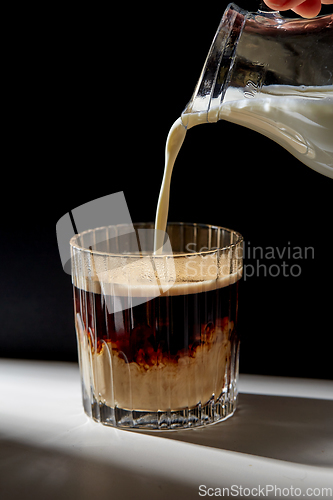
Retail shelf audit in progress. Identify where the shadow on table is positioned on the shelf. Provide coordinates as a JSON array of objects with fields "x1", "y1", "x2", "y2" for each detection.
[
  {"x1": 144, "y1": 393, "x2": 333, "y2": 467},
  {"x1": 0, "y1": 438, "x2": 197, "y2": 500},
  {"x1": 1, "y1": 394, "x2": 332, "y2": 500}
]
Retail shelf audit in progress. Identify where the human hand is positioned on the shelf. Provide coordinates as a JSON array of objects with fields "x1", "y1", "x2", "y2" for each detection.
[{"x1": 264, "y1": 0, "x2": 332, "y2": 18}]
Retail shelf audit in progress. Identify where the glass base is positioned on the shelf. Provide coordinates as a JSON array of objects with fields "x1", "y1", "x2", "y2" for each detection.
[{"x1": 82, "y1": 391, "x2": 237, "y2": 430}]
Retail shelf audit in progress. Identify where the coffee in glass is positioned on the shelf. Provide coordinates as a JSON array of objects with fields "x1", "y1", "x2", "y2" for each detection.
[{"x1": 71, "y1": 222, "x2": 243, "y2": 430}]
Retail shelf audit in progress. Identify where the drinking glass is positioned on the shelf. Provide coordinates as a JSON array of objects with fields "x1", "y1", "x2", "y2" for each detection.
[{"x1": 70, "y1": 222, "x2": 243, "y2": 430}]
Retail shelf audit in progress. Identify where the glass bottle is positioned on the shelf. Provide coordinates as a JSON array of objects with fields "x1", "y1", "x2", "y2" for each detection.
[{"x1": 181, "y1": 3, "x2": 333, "y2": 178}]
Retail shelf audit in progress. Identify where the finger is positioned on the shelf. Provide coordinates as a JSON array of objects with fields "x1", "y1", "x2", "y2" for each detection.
[
  {"x1": 292, "y1": 0, "x2": 322, "y2": 17},
  {"x1": 321, "y1": 0, "x2": 333, "y2": 4},
  {"x1": 264, "y1": 0, "x2": 302, "y2": 10},
  {"x1": 264, "y1": 0, "x2": 321, "y2": 12}
]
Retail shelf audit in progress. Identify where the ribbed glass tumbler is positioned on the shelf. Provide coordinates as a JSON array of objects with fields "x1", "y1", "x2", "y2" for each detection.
[{"x1": 70, "y1": 222, "x2": 243, "y2": 430}]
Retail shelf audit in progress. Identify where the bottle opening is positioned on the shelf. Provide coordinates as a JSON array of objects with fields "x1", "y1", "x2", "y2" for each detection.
[{"x1": 182, "y1": 3, "x2": 248, "y2": 126}]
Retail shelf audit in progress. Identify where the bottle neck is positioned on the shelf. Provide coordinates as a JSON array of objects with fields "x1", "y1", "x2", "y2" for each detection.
[{"x1": 182, "y1": 3, "x2": 248, "y2": 127}]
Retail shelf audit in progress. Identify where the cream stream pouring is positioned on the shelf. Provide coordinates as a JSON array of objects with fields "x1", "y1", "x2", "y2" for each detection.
[{"x1": 154, "y1": 86, "x2": 332, "y2": 250}]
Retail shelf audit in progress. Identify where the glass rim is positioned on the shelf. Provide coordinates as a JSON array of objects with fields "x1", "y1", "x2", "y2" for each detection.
[{"x1": 70, "y1": 222, "x2": 244, "y2": 259}]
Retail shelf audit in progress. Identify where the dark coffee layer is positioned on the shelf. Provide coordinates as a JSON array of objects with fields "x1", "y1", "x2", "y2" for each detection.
[{"x1": 73, "y1": 281, "x2": 239, "y2": 368}]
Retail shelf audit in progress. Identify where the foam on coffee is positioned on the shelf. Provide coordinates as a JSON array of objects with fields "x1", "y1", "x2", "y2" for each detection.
[{"x1": 73, "y1": 264, "x2": 242, "y2": 297}]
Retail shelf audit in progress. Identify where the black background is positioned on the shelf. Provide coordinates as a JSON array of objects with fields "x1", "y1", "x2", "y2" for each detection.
[{"x1": 2, "y1": 1, "x2": 332, "y2": 379}]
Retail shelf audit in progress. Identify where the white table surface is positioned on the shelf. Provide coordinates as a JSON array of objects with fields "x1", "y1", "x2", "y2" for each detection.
[{"x1": 0, "y1": 359, "x2": 332, "y2": 499}]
